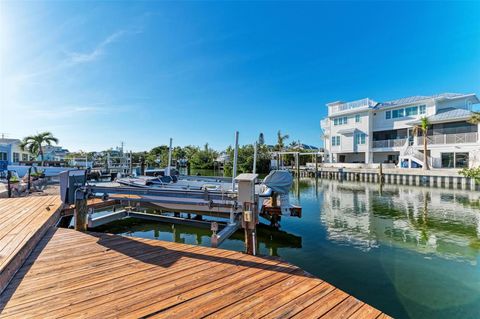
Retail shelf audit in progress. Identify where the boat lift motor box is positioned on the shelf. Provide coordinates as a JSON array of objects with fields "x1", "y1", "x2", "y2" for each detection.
[{"x1": 60, "y1": 170, "x2": 87, "y2": 204}]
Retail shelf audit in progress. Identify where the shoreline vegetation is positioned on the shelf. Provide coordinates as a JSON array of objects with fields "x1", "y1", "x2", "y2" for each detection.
[{"x1": 64, "y1": 130, "x2": 318, "y2": 176}]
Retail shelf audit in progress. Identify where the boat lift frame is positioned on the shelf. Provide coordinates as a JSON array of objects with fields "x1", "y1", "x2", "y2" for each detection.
[{"x1": 71, "y1": 173, "x2": 261, "y2": 254}]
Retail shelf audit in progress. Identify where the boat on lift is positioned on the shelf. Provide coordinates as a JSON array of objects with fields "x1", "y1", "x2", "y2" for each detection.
[{"x1": 114, "y1": 136, "x2": 300, "y2": 217}]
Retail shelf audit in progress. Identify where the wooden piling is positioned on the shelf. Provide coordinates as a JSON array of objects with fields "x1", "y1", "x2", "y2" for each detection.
[{"x1": 74, "y1": 198, "x2": 88, "y2": 231}]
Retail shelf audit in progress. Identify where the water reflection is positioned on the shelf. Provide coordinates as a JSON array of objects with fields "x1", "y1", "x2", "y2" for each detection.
[
  {"x1": 315, "y1": 179, "x2": 480, "y2": 264},
  {"x1": 94, "y1": 218, "x2": 302, "y2": 257}
]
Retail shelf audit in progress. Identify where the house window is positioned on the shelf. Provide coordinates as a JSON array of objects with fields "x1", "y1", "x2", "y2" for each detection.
[
  {"x1": 355, "y1": 114, "x2": 360, "y2": 123},
  {"x1": 334, "y1": 117, "x2": 348, "y2": 125},
  {"x1": 405, "y1": 106, "x2": 418, "y2": 116},
  {"x1": 392, "y1": 109, "x2": 405, "y2": 118},
  {"x1": 13, "y1": 152, "x2": 19, "y2": 163},
  {"x1": 441, "y1": 153, "x2": 454, "y2": 168},
  {"x1": 441, "y1": 152, "x2": 469, "y2": 168},
  {"x1": 332, "y1": 136, "x2": 341, "y2": 146},
  {"x1": 22, "y1": 154, "x2": 29, "y2": 161},
  {"x1": 355, "y1": 133, "x2": 367, "y2": 145},
  {"x1": 455, "y1": 153, "x2": 469, "y2": 168},
  {"x1": 0, "y1": 152, "x2": 7, "y2": 161},
  {"x1": 419, "y1": 105, "x2": 426, "y2": 114},
  {"x1": 386, "y1": 111, "x2": 391, "y2": 119}
]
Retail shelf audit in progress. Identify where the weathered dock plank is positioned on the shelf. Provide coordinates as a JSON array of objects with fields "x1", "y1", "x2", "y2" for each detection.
[{"x1": 0, "y1": 196, "x2": 63, "y2": 294}]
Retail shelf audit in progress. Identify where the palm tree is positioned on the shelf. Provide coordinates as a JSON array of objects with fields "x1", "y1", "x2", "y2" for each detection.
[
  {"x1": 276, "y1": 130, "x2": 289, "y2": 151},
  {"x1": 467, "y1": 111, "x2": 480, "y2": 125},
  {"x1": 20, "y1": 132, "x2": 59, "y2": 165},
  {"x1": 412, "y1": 117, "x2": 430, "y2": 170}
]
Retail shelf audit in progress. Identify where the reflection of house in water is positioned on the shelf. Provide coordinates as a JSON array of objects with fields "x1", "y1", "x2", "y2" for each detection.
[{"x1": 317, "y1": 179, "x2": 480, "y2": 263}]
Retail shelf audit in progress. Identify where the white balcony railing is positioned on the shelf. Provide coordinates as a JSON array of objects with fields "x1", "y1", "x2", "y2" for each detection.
[
  {"x1": 328, "y1": 98, "x2": 372, "y2": 115},
  {"x1": 372, "y1": 138, "x2": 407, "y2": 149},
  {"x1": 417, "y1": 132, "x2": 478, "y2": 145}
]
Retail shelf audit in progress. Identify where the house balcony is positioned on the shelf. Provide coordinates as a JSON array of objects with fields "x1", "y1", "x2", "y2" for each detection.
[
  {"x1": 328, "y1": 98, "x2": 374, "y2": 116},
  {"x1": 417, "y1": 132, "x2": 478, "y2": 145},
  {"x1": 372, "y1": 138, "x2": 407, "y2": 149},
  {"x1": 320, "y1": 119, "x2": 330, "y2": 130}
]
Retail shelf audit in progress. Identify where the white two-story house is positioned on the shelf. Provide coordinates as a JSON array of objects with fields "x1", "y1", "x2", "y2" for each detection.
[{"x1": 320, "y1": 93, "x2": 480, "y2": 169}]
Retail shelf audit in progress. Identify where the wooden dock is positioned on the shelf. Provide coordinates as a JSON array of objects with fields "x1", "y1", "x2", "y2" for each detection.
[
  {"x1": 0, "y1": 196, "x2": 390, "y2": 318},
  {"x1": 0, "y1": 196, "x2": 63, "y2": 293}
]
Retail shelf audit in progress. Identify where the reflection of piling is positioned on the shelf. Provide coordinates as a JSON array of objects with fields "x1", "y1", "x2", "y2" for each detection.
[{"x1": 378, "y1": 163, "x2": 384, "y2": 183}]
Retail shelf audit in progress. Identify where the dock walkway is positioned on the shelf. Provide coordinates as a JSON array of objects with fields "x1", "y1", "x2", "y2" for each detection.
[
  {"x1": 0, "y1": 196, "x2": 62, "y2": 293},
  {"x1": 0, "y1": 196, "x2": 390, "y2": 318}
]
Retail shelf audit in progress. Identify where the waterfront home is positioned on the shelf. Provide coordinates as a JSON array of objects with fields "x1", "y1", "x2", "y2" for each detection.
[
  {"x1": 40, "y1": 145, "x2": 70, "y2": 161},
  {"x1": 320, "y1": 93, "x2": 480, "y2": 168},
  {"x1": 0, "y1": 138, "x2": 32, "y2": 168}
]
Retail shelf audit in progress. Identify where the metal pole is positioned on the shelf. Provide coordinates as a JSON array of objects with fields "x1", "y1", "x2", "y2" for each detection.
[
  {"x1": 7, "y1": 171, "x2": 11, "y2": 198},
  {"x1": 167, "y1": 138, "x2": 173, "y2": 176},
  {"x1": 252, "y1": 141, "x2": 257, "y2": 174},
  {"x1": 27, "y1": 167, "x2": 31, "y2": 193},
  {"x1": 295, "y1": 152, "x2": 300, "y2": 178},
  {"x1": 129, "y1": 151, "x2": 133, "y2": 175},
  {"x1": 232, "y1": 131, "x2": 239, "y2": 191}
]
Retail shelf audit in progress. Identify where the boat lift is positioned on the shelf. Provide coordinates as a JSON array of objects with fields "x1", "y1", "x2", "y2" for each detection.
[{"x1": 61, "y1": 170, "x2": 299, "y2": 255}]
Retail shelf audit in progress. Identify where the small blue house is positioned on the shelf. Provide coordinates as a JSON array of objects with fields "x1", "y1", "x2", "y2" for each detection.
[{"x1": 0, "y1": 144, "x2": 12, "y2": 171}]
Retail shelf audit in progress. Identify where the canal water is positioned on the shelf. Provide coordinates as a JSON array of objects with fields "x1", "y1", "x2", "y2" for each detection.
[{"x1": 98, "y1": 178, "x2": 480, "y2": 319}]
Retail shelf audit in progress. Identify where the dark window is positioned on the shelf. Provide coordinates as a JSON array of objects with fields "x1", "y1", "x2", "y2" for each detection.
[
  {"x1": 405, "y1": 106, "x2": 418, "y2": 116},
  {"x1": 431, "y1": 121, "x2": 478, "y2": 135},
  {"x1": 441, "y1": 153, "x2": 454, "y2": 168},
  {"x1": 455, "y1": 153, "x2": 469, "y2": 168},
  {"x1": 386, "y1": 111, "x2": 391, "y2": 119},
  {"x1": 373, "y1": 129, "x2": 407, "y2": 141}
]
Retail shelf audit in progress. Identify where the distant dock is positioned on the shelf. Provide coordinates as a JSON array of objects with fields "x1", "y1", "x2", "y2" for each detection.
[{"x1": 0, "y1": 196, "x2": 390, "y2": 318}]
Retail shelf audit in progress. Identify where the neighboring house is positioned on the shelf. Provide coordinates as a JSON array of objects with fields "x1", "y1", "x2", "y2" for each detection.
[
  {"x1": 320, "y1": 93, "x2": 480, "y2": 168},
  {"x1": 287, "y1": 141, "x2": 320, "y2": 151},
  {"x1": 0, "y1": 138, "x2": 32, "y2": 166},
  {"x1": 40, "y1": 145, "x2": 70, "y2": 161},
  {"x1": 215, "y1": 152, "x2": 230, "y2": 164}
]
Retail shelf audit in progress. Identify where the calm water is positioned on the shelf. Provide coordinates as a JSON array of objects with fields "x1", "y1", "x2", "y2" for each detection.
[{"x1": 98, "y1": 178, "x2": 480, "y2": 319}]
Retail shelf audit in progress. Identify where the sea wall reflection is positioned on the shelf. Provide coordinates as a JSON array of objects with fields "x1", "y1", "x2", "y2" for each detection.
[{"x1": 307, "y1": 179, "x2": 480, "y2": 264}]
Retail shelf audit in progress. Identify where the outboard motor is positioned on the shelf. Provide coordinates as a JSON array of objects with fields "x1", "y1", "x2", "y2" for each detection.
[{"x1": 262, "y1": 170, "x2": 293, "y2": 215}]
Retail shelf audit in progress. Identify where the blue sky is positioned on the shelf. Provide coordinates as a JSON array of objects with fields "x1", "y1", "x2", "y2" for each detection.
[{"x1": 1, "y1": 1, "x2": 479, "y2": 152}]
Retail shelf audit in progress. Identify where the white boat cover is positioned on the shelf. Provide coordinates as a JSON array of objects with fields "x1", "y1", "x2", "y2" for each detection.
[{"x1": 262, "y1": 170, "x2": 293, "y2": 195}]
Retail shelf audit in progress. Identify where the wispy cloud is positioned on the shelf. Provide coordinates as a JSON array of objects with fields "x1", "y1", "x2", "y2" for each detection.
[{"x1": 67, "y1": 30, "x2": 127, "y2": 64}]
